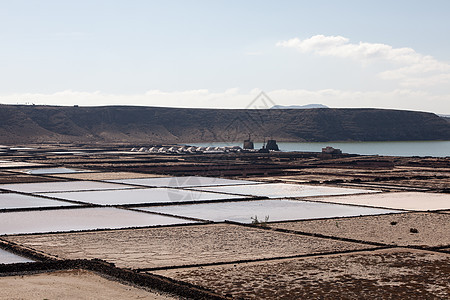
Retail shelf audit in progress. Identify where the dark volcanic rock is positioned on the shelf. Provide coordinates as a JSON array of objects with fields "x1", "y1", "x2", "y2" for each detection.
[{"x1": 0, "y1": 105, "x2": 449, "y2": 144}]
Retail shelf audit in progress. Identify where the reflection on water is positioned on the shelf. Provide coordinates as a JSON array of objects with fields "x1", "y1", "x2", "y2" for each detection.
[
  {"x1": 192, "y1": 183, "x2": 377, "y2": 198},
  {"x1": 106, "y1": 176, "x2": 260, "y2": 188},
  {"x1": 139, "y1": 199, "x2": 399, "y2": 223},
  {"x1": 0, "y1": 249, "x2": 34, "y2": 264},
  {"x1": 0, "y1": 181, "x2": 134, "y2": 193},
  {"x1": 311, "y1": 192, "x2": 450, "y2": 211},
  {"x1": 0, "y1": 207, "x2": 195, "y2": 235},
  {"x1": 0, "y1": 193, "x2": 77, "y2": 209},
  {"x1": 24, "y1": 167, "x2": 89, "y2": 175},
  {"x1": 40, "y1": 188, "x2": 248, "y2": 205}
]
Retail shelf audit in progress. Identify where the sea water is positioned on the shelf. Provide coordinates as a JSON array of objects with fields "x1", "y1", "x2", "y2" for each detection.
[{"x1": 193, "y1": 141, "x2": 450, "y2": 157}]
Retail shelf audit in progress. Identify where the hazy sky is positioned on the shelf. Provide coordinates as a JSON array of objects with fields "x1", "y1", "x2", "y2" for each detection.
[{"x1": 1, "y1": 0, "x2": 450, "y2": 114}]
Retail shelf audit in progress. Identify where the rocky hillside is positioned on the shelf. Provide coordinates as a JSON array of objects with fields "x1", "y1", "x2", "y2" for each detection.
[{"x1": 1, "y1": 105, "x2": 449, "y2": 144}]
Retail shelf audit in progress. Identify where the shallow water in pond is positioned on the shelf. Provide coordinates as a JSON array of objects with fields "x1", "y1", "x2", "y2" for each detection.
[
  {"x1": 311, "y1": 192, "x2": 450, "y2": 211},
  {"x1": 0, "y1": 193, "x2": 77, "y2": 209},
  {"x1": 192, "y1": 183, "x2": 377, "y2": 198},
  {"x1": 0, "y1": 207, "x2": 195, "y2": 235},
  {"x1": 107, "y1": 176, "x2": 261, "y2": 188},
  {"x1": 0, "y1": 181, "x2": 133, "y2": 193},
  {"x1": 138, "y1": 199, "x2": 399, "y2": 223},
  {"x1": 24, "y1": 167, "x2": 90, "y2": 175},
  {"x1": 40, "y1": 188, "x2": 248, "y2": 205},
  {"x1": 0, "y1": 249, "x2": 34, "y2": 264}
]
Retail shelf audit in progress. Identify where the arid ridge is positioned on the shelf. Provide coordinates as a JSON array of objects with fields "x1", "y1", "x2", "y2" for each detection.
[{"x1": 1, "y1": 104, "x2": 449, "y2": 144}]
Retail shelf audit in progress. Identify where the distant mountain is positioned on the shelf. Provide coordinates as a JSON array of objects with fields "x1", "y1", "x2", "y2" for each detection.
[
  {"x1": 271, "y1": 104, "x2": 329, "y2": 109},
  {"x1": 0, "y1": 105, "x2": 449, "y2": 144}
]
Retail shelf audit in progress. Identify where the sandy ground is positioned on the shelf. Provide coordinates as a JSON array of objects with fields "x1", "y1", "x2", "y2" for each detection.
[
  {"x1": 48, "y1": 171, "x2": 168, "y2": 180},
  {"x1": 0, "y1": 174, "x2": 65, "y2": 184},
  {"x1": 389, "y1": 179, "x2": 450, "y2": 190},
  {"x1": 6, "y1": 224, "x2": 372, "y2": 269},
  {"x1": 307, "y1": 191, "x2": 450, "y2": 211},
  {"x1": 270, "y1": 212, "x2": 450, "y2": 247},
  {"x1": 0, "y1": 269, "x2": 175, "y2": 300},
  {"x1": 0, "y1": 161, "x2": 45, "y2": 168},
  {"x1": 251, "y1": 174, "x2": 351, "y2": 184},
  {"x1": 154, "y1": 248, "x2": 450, "y2": 299}
]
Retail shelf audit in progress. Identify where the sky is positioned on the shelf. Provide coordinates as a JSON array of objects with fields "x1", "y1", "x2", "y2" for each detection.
[{"x1": 1, "y1": 0, "x2": 450, "y2": 114}]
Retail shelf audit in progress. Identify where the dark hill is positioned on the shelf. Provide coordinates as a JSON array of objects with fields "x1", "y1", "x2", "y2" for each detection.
[
  {"x1": 271, "y1": 104, "x2": 329, "y2": 109},
  {"x1": 0, "y1": 105, "x2": 449, "y2": 144}
]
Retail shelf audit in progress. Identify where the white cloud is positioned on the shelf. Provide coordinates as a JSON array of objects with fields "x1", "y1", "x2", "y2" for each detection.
[
  {"x1": 277, "y1": 35, "x2": 450, "y2": 87},
  {"x1": 1, "y1": 88, "x2": 449, "y2": 114}
]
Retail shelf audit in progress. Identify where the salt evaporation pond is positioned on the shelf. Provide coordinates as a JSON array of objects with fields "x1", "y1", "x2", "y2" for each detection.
[
  {"x1": 0, "y1": 181, "x2": 134, "y2": 193},
  {"x1": 0, "y1": 207, "x2": 195, "y2": 235},
  {"x1": 192, "y1": 183, "x2": 377, "y2": 198},
  {"x1": 106, "y1": 176, "x2": 261, "y2": 188},
  {"x1": 23, "y1": 167, "x2": 90, "y2": 175},
  {"x1": 39, "y1": 188, "x2": 249, "y2": 205},
  {"x1": 310, "y1": 192, "x2": 450, "y2": 211},
  {"x1": 0, "y1": 193, "x2": 78, "y2": 210},
  {"x1": 0, "y1": 249, "x2": 34, "y2": 264},
  {"x1": 138, "y1": 199, "x2": 399, "y2": 223}
]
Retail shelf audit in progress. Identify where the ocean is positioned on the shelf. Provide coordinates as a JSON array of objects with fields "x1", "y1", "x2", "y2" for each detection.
[{"x1": 192, "y1": 141, "x2": 450, "y2": 157}]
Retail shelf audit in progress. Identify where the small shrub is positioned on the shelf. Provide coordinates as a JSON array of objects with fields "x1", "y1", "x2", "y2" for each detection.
[
  {"x1": 410, "y1": 228, "x2": 419, "y2": 233},
  {"x1": 390, "y1": 221, "x2": 397, "y2": 225},
  {"x1": 251, "y1": 215, "x2": 269, "y2": 227}
]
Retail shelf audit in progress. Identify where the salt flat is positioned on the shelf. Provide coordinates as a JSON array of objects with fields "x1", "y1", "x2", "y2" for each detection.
[
  {"x1": 138, "y1": 199, "x2": 398, "y2": 223},
  {"x1": 308, "y1": 192, "x2": 450, "y2": 211},
  {"x1": 40, "y1": 187, "x2": 248, "y2": 205},
  {"x1": 0, "y1": 193, "x2": 77, "y2": 209},
  {"x1": 0, "y1": 180, "x2": 134, "y2": 193},
  {"x1": 0, "y1": 207, "x2": 194, "y2": 235},
  {"x1": 107, "y1": 176, "x2": 261, "y2": 188},
  {"x1": 192, "y1": 183, "x2": 377, "y2": 198},
  {"x1": 0, "y1": 248, "x2": 34, "y2": 264},
  {"x1": 48, "y1": 171, "x2": 167, "y2": 180}
]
